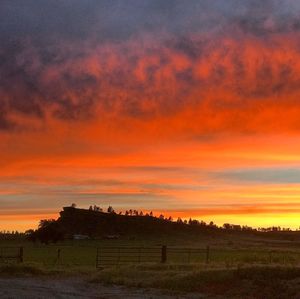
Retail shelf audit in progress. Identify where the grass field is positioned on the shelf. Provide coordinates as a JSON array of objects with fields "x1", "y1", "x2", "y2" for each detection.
[
  {"x1": 1, "y1": 234, "x2": 300, "y2": 298},
  {"x1": 1, "y1": 233, "x2": 300, "y2": 269}
]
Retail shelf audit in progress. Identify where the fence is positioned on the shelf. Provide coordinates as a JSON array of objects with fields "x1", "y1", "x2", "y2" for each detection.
[
  {"x1": 96, "y1": 246, "x2": 210, "y2": 267},
  {"x1": 96, "y1": 246, "x2": 164, "y2": 267},
  {"x1": 95, "y1": 246, "x2": 300, "y2": 268},
  {"x1": 167, "y1": 246, "x2": 210, "y2": 264},
  {"x1": 2, "y1": 246, "x2": 300, "y2": 268},
  {"x1": 0, "y1": 247, "x2": 23, "y2": 263}
]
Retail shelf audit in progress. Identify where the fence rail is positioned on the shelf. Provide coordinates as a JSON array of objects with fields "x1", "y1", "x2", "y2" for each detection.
[
  {"x1": 0, "y1": 247, "x2": 23, "y2": 263},
  {"x1": 1, "y1": 246, "x2": 299, "y2": 268},
  {"x1": 95, "y1": 246, "x2": 300, "y2": 268},
  {"x1": 167, "y1": 246, "x2": 210, "y2": 264},
  {"x1": 96, "y1": 245, "x2": 209, "y2": 267},
  {"x1": 96, "y1": 246, "x2": 163, "y2": 267}
]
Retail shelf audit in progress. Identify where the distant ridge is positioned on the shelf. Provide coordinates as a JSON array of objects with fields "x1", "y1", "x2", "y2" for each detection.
[
  {"x1": 27, "y1": 206, "x2": 299, "y2": 244},
  {"x1": 59, "y1": 206, "x2": 201, "y2": 236},
  {"x1": 28, "y1": 206, "x2": 218, "y2": 243}
]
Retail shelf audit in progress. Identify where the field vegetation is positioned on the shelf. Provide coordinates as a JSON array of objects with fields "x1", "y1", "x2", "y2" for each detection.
[
  {"x1": 1, "y1": 207, "x2": 300, "y2": 297},
  {"x1": 2, "y1": 232, "x2": 300, "y2": 268}
]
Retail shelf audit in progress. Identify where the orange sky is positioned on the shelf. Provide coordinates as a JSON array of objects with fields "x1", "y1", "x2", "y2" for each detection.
[{"x1": 2, "y1": 1, "x2": 300, "y2": 231}]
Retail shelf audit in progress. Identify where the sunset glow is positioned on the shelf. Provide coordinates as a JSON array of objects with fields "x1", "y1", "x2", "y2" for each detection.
[{"x1": 2, "y1": 1, "x2": 300, "y2": 231}]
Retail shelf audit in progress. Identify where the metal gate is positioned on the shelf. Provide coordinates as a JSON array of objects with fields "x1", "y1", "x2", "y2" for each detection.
[
  {"x1": 0, "y1": 247, "x2": 23, "y2": 263},
  {"x1": 96, "y1": 246, "x2": 162, "y2": 267}
]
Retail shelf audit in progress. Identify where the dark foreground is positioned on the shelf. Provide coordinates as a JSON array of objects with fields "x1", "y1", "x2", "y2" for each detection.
[
  {"x1": 0, "y1": 277, "x2": 187, "y2": 299},
  {"x1": 1, "y1": 265, "x2": 300, "y2": 299}
]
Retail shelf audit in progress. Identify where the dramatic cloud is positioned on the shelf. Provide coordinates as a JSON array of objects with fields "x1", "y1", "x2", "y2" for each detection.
[
  {"x1": 2, "y1": 33, "x2": 300, "y2": 135},
  {"x1": 2, "y1": 1, "x2": 300, "y2": 230},
  {"x1": 2, "y1": 1, "x2": 300, "y2": 127}
]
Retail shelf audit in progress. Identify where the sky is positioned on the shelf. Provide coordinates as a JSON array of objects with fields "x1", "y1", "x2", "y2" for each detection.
[{"x1": 2, "y1": 0, "x2": 300, "y2": 231}]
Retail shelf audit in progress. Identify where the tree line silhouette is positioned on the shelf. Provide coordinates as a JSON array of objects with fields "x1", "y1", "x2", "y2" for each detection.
[{"x1": 24, "y1": 205, "x2": 295, "y2": 244}]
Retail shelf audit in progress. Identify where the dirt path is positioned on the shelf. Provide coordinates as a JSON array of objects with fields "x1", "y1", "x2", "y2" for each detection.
[{"x1": 0, "y1": 277, "x2": 202, "y2": 299}]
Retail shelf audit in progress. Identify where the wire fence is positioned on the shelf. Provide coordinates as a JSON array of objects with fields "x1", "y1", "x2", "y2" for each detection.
[
  {"x1": 96, "y1": 246, "x2": 300, "y2": 268},
  {"x1": 96, "y1": 246, "x2": 162, "y2": 267},
  {"x1": 0, "y1": 247, "x2": 23, "y2": 263},
  {"x1": 2, "y1": 245, "x2": 300, "y2": 268}
]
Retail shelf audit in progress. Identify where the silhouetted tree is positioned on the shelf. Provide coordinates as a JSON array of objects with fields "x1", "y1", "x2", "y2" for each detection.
[
  {"x1": 107, "y1": 206, "x2": 114, "y2": 213},
  {"x1": 223, "y1": 223, "x2": 231, "y2": 230},
  {"x1": 39, "y1": 219, "x2": 56, "y2": 229},
  {"x1": 34, "y1": 219, "x2": 65, "y2": 244}
]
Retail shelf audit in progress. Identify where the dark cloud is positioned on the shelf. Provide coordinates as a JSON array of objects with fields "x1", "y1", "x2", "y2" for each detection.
[
  {"x1": 0, "y1": 111, "x2": 14, "y2": 130},
  {"x1": 2, "y1": 0, "x2": 300, "y2": 43},
  {"x1": 2, "y1": 1, "x2": 300, "y2": 131}
]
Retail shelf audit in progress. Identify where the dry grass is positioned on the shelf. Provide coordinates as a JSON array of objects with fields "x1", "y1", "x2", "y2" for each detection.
[
  {"x1": 91, "y1": 265, "x2": 300, "y2": 298},
  {"x1": 1, "y1": 236, "x2": 300, "y2": 298},
  {"x1": 0, "y1": 262, "x2": 300, "y2": 298}
]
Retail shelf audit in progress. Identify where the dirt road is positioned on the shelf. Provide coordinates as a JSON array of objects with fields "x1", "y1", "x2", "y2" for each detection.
[{"x1": 0, "y1": 277, "x2": 200, "y2": 299}]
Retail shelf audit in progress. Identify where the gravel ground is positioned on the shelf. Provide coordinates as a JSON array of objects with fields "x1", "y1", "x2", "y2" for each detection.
[{"x1": 0, "y1": 277, "x2": 202, "y2": 299}]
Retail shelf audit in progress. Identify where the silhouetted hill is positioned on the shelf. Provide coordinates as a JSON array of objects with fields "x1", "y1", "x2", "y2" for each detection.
[
  {"x1": 27, "y1": 207, "x2": 300, "y2": 244},
  {"x1": 28, "y1": 207, "x2": 220, "y2": 243},
  {"x1": 58, "y1": 207, "x2": 204, "y2": 237}
]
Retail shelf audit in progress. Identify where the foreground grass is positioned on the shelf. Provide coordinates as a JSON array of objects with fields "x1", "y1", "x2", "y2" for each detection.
[
  {"x1": 2, "y1": 236, "x2": 300, "y2": 268},
  {"x1": 1, "y1": 263, "x2": 300, "y2": 298},
  {"x1": 0, "y1": 263, "x2": 95, "y2": 278},
  {"x1": 91, "y1": 264, "x2": 300, "y2": 298},
  {"x1": 0, "y1": 264, "x2": 49, "y2": 276}
]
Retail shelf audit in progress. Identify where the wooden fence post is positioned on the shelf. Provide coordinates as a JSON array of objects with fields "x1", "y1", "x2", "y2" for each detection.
[
  {"x1": 161, "y1": 245, "x2": 167, "y2": 263},
  {"x1": 96, "y1": 248, "x2": 99, "y2": 268},
  {"x1": 19, "y1": 247, "x2": 23, "y2": 263},
  {"x1": 188, "y1": 248, "x2": 191, "y2": 264},
  {"x1": 117, "y1": 247, "x2": 120, "y2": 266},
  {"x1": 138, "y1": 247, "x2": 141, "y2": 263},
  {"x1": 206, "y1": 246, "x2": 210, "y2": 264},
  {"x1": 54, "y1": 248, "x2": 62, "y2": 266}
]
